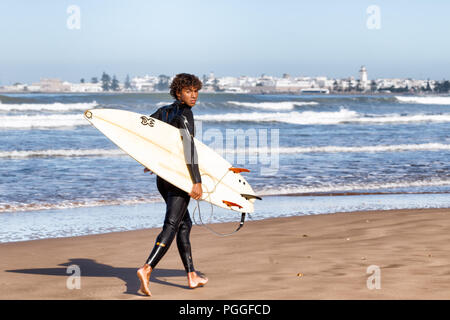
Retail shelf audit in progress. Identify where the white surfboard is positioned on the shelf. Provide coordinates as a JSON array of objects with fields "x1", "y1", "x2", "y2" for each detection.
[{"x1": 84, "y1": 108, "x2": 260, "y2": 213}]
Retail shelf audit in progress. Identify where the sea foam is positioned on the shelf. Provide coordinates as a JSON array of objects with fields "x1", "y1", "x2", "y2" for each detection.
[
  {"x1": 0, "y1": 149, "x2": 125, "y2": 159},
  {"x1": 0, "y1": 114, "x2": 87, "y2": 129},
  {"x1": 0, "y1": 101, "x2": 98, "y2": 112},
  {"x1": 196, "y1": 109, "x2": 450, "y2": 125},
  {"x1": 3, "y1": 143, "x2": 448, "y2": 160},
  {"x1": 227, "y1": 101, "x2": 318, "y2": 110},
  {"x1": 4, "y1": 107, "x2": 450, "y2": 130},
  {"x1": 226, "y1": 143, "x2": 450, "y2": 154},
  {"x1": 0, "y1": 197, "x2": 161, "y2": 214},
  {"x1": 257, "y1": 178, "x2": 450, "y2": 196},
  {"x1": 396, "y1": 96, "x2": 450, "y2": 105}
]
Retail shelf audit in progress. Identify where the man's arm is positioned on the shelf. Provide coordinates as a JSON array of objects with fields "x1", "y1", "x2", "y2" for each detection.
[
  {"x1": 179, "y1": 116, "x2": 201, "y2": 182},
  {"x1": 178, "y1": 115, "x2": 202, "y2": 199}
]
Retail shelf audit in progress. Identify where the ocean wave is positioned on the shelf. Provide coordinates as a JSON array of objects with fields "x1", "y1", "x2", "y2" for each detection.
[
  {"x1": 0, "y1": 101, "x2": 98, "y2": 112},
  {"x1": 0, "y1": 95, "x2": 39, "y2": 104},
  {"x1": 222, "y1": 143, "x2": 450, "y2": 154},
  {"x1": 4, "y1": 108, "x2": 450, "y2": 130},
  {"x1": 227, "y1": 101, "x2": 318, "y2": 110},
  {"x1": 256, "y1": 178, "x2": 450, "y2": 196},
  {"x1": 3, "y1": 178, "x2": 449, "y2": 214},
  {"x1": 196, "y1": 109, "x2": 357, "y2": 124},
  {"x1": 0, "y1": 197, "x2": 161, "y2": 214},
  {"x1": 3, "y1": 143, "x2": 448, "y2": 160},
  {"x1": 0, "y1": 149, "x2": 125, "y2": 159},
  {"x1": 155, "y1": 101, "x2": 172, "y2": 107},
  {"x1": 396, "y1": 96, "x2": 450, "y2": 105},
  {"x1": 196, "y1": 108, "x2": 450, "y2": 125},
  {"x1": 0, "y1": 114, "x2": 87, "y2": 129}
]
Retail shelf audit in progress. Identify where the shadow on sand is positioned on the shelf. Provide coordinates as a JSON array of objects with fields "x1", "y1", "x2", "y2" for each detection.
[{"x1": 6, "y1": 258, "x2": 205, "y2": 296}]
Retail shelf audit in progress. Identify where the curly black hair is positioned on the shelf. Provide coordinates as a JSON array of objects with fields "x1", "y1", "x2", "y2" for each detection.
[{"x1": 170, "y1": 73, "x2": 202, "y2": 100}]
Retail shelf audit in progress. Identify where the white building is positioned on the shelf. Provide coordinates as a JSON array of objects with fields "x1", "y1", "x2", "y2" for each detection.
[
  {"x1": 70, "y1": 82, "x2": 103, "y2": 93},
  {"x1": 359, "y1": 66, "x2": 369, "y2": 91},
  {"x1": 0, "y1": 83, "x2": 28, "y2": 92},
  {"x1": 217, "y1": 76, "x2": 239, "y2": 87},
  {"x1": 293, "y1": 77, "x2": 315, "y2": 88},
  {"x1": 237, "y1": 76, "x2": 257, "y2": 87},
  {"x1": 131, "y1": 75, "x2": 159, "y2": 92},
  {"x1": 257, "y1": 75, "x2": 276, "y2": 87},
  {"x1": 274, "y1": 78, "x2": 300, "y2": 88},
  {"x1": 31, "y1": 78, "x2": 70, "y2": 92}
]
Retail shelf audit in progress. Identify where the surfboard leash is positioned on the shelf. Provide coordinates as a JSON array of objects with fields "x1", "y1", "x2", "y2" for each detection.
[
  {"x1": 191, "y1": 170, "x2": 248, "y2": 237},
  {"x1": 192, "y1": 199, "x2": 247, "y2": 237}
]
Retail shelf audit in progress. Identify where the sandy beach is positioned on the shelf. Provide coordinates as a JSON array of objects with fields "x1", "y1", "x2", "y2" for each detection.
[{"x1": 1, "y1": 207, "x2": 450, "y2": 300}]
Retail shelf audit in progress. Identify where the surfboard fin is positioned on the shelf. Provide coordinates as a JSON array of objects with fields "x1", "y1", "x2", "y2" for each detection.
[
  {"x1": 241, "y1": 193, "x2": 262, "y2": 201},
  {"x1": 222, "y1": 200, "x2": 243, "y2": 209},
  {"x1": 229, "y1": 167, "x2": 250, "y2": 174}
]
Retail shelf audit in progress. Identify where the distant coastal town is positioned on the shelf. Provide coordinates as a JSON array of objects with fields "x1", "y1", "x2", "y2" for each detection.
[{"x1": 1, "y1": 66, "x2": 449, "y2": 94}]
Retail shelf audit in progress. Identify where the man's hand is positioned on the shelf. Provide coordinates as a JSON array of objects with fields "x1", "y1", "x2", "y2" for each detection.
[
  {"x1": 189, "y1": 183, "x2": 203, "y2": 200},
  {"x1": 144, "y1": 167, "x2": 154, "y2": 174}
]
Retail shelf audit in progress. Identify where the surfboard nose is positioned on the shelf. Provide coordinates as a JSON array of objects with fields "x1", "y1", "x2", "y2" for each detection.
[{"x1": 84, "y1": 110, "x2": 93, "y2": 119}]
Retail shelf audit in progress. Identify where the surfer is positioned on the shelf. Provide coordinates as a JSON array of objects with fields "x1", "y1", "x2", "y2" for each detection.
[{"x1": 137, "y1": 73, "x2": 208, "y2": 296}]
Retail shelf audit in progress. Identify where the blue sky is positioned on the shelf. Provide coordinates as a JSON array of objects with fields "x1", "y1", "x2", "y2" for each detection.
[{"x1": 1, "y1": 0, "x2": 449, "y2": 84}]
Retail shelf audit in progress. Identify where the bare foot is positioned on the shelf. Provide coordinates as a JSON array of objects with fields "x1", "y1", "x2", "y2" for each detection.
[
  {"x1": 187, "y1": 271, "x2": 208, "y2": 289},
  {"x1": 137, "y1": 264, "x2": 152, "y2": 296}
]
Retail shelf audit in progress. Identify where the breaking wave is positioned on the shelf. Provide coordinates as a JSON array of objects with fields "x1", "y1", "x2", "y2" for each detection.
[
  {"x1": 0, "y1": 114, "x2": 87, "y2": 129},
  {"x1": 196, "y1": 108, "x2": 450, "y2": 125},
  {"x1": 2, "y1": 143, "x2": 449, "y2": 160},
  {"x1": 396, "y1": 96, "x2": 450, "y2": 105},
  {"x1": 0, "y1": 149, "x2": 125, "y2": 159},
  {"x1": 0, "y1": 197, "x2": 161, "y2": 214},
  {"x1": 225, "y1": 143, "x2": 450, "y2": 154},
  {"x1": 257, "y1": 178, "x2": 450, "y2": 196},
  {"x1": 0, "y1": 101, "x2": 98, "y2": 112},
  {"x1": 227, "y1": 101, "x2": 318, "y2": 110}
]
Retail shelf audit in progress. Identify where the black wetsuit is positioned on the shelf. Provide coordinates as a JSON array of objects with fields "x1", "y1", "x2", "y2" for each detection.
[{"x1": 145, "y1": 100, "x2": 201, "y2": 273}]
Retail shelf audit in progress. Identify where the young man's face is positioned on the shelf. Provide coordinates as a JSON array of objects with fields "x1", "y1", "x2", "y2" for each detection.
[{"x1": 177, "y1": 86, "x2": 198, "y2": 107}]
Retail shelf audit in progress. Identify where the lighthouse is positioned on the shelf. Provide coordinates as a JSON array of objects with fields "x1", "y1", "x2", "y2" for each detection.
[{"x1": 359, "y1": 66, "x2": 369, "y2": 91}]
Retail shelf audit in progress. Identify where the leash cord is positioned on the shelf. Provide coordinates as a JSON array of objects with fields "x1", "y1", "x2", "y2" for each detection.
[{"x1": 191, "y1": 170, "x2": 249, "y2": 237}]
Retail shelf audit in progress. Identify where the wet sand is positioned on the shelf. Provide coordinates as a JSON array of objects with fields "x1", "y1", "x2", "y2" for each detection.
[{"x1": 1, "y1": 208, "x2": 450, "y2": 300}]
